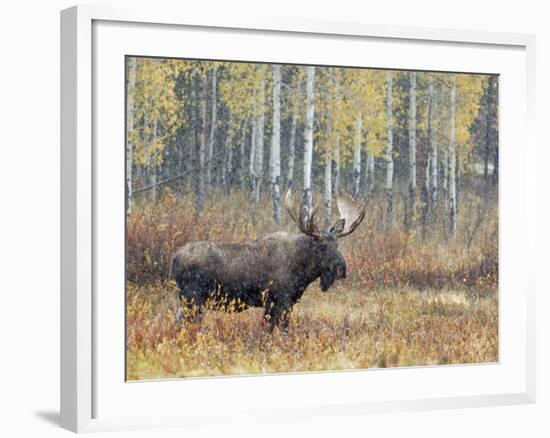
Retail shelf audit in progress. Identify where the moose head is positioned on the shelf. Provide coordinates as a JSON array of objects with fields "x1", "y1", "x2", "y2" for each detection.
[{"x1": 283, "y1": 189, "x2": 366, "y2": 292}]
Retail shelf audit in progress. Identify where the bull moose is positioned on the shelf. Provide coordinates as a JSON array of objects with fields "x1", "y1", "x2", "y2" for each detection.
[{"x1": 171, "y1": 190, "x2": 366, "y2": 331}]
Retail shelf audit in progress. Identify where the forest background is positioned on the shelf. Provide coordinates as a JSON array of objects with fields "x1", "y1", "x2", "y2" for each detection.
[{"x1": 125, "y1": 58, "x2": 499, "y2": 379}]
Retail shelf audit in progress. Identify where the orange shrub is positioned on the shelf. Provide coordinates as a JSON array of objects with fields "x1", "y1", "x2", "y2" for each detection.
[{"x1": 127, "y1": 188, "x2": 498, "y2": 293}]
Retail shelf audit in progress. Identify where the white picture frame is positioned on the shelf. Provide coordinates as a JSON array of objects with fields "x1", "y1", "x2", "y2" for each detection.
[{"x1": 60, "y1": 4, "x2": 536, "y2": 433}]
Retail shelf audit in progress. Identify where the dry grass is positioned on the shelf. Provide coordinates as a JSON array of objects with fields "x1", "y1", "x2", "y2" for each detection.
[
  {"x1": 126, "y1": 187, "x2": 498, "y2": 380},
  {"x1": 126, "y1": 281, "x2": 498, "y2": 380}
]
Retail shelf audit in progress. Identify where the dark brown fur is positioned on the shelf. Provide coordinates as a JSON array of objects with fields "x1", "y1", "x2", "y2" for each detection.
[{"x1": 171, "y1": 230, "x2": 346, "y2": 330}]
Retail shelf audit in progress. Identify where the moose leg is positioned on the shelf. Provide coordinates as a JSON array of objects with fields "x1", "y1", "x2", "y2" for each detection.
[
  {"x1": 177, "y1": 285, "x2": 206, "y2": 324},
  {"x1": 275, "y1": 308, "x2": 290, "y2": 333},
  {"x1": 263, "y1": 300, "x2": 292, "y2": 333}
]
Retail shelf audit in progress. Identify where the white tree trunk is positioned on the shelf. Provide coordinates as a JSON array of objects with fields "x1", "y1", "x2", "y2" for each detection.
[
  {"x1": 196, "y1": 71, "x2": 208, "y2": 212},
  {"x1": 150, "y1": 117, "x2": 159, "y2": 201},
  {"x1": 249, "y1": 116, "x2": 257, "y2": 192},
  {"x1": 449, "y1": 74, "x2": 457, "y2": 239},
  {"x1": 353, "y1": 113, "x2": 362, "y2": 197},
  {"x1": 406, "y1": 71, "x2": 417, "y2": 228},
  {"x1": 271, "y1": 65, "x2": 282, "y2": 224},
  {"x1": 187, "y1": 82, "x2": 198, "y2": 191},
  {"x1": 239, "y1": 121, "x2": 247, "y2": 190},
  {"x1": 333, "y1": 137, "x2": 340, "y2": 195},
  {"x1": 385, "y1": 71, "x2": 394, "y2": 226},
  {"x1": 442, "y1": 147, "x2": 449, "y2": 206},
  {"x1": 428, "y1": 75, "x2": 438, "y2": 208},
  {"x1": 422, "y1": 151, "x2": 430, "y2": 235},
  {"x1": 253, "y1": 74, "x2": 265, "y2": 208},
  {"x1": 150, "y1": 167, "x2": 157, "y2": 200},
  {"x1": 126, "y1": 57, "x2": 137, "y2": 214},
  {"x1": 303, "y1": 66, "x2": 316, "y2": 224},
  {"x1": 249, "y1": 85, "x2": 257, "y2": 199},
  {"x1": 488, "y1": 76, "x2": 499, "y2": 185},
  {"x1": 324, "y1": 146, "x2": 333, "y2": 228},
  {"x1": 286, "y1": 109, "x2": 297, "y2": 189},
  {"x1": 207, "y1": 67, "x2": 217, "y2": 192},
  {"x1": 366, "y1": 150, "x2": 374, "y2": 196},
  {"x1": 225, "y1": 134, "x2": 233, "y2": 192}
]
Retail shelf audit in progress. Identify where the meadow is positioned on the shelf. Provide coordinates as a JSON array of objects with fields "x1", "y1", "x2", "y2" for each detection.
[{"x1": 126, "y1": 186, "x2": 498, "y2": 380}]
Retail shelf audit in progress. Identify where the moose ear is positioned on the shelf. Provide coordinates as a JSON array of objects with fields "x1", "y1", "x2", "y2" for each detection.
[{"x1": 330, "y1": 218, "x2": 346, "y2": 235}]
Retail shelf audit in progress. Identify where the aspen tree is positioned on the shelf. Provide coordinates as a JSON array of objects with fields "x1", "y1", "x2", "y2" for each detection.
[
  {"x1": 239, "y1": 121, "x2": 247, "y2": 190},
  {"x1": 353, "y1": 113, "x2": 362, "y2": 197},
  {"x1": 333, "y1": 138, "x2": 340, "y2": 195},
  {"x1": 207, "y1": 67, "x2": 217, "y2": 192},
  {"x1": 449, "y1": 74, "x2": 457, "y2": 239},
  {"x1": 303, "y1": 66, "x2": 316, "y2": 225},
  {"x1": 287, "y1": 110, "x2": 297, "y2": 189},
  {"x1": 428, "y1": 74, "x2": 438, "y2": 209},
  {"x1": 252, "y1": 70, "x2": 266, "y2": 212},
  {"x1": 406, "y1": 71, "x2": 417, "y2": 229},
  {"x1": 126, "y1": 57, "x2": 137, "y2": 214},
  {"x1": 196, "y1": 68, "x2": 208, "y2": 212},
  {"x1": 385, "y1": 71, "x2": 394, "y2": 226},
  {"x1": 271, "y1": 65, "x2": 282, "y2": 224}
]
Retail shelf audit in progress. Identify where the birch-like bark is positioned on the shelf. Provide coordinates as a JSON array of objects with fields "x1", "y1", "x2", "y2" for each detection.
[
  {"x1": 455, "y1": 154, "x2": 460, "y2": 216},
  {"x1": 428, "y1": 75, "x2": 438, "y2": 209},
  {"x1": 206, "y1": 67, "x2": 217, "y2": 192},
  {"x1": 353, "y1": 113, "x2": 362, "y2": 197},
  {"x1": 225, "y1": 134, "x2": 233, "y2": 193},
  {"x1": 366, "y1": 151, "x2": 374, "y2": 196},
  {"x1": 271, "y1": 65, "x2": 282, "y2": 224},
  {"x1": 221, "y1": 139, "x2": 226, "y2": 186},
  {"x1": 442, "y1": 149, "x2": 449, "y2": 208},
  {"x1": 141, "y1": 112, "x2": 149, "y2": 195},
  {"x1": 406, "y1": 71, "x2": 417, "y2": 229},
  {"x1": 385, "y1": 71, "x2": 394, "y2": 227},
  {"x1": 253, "y1": 74, "x2": 266, "y2": 209},
  {"x1": 188, "y1": 82, "x2": 198, "y2": 191},
  {"x1": 286, "y1": 109, "x2": 297, "y2": 189},
  {"x1": 150, "y1": 168, "x2": 157, "y2": 200},
  {"x1": 151, "y1": 58, "x2": 163, "y2": 201},
  {"x1": 195, "y1": 70, "x2": 208, "y2": 212},
  {"x1": 239, "y1": 121, "x2": 247, "y2": 190},
  {"x1": 489, "y1": 76, "x2": 499, "y2": 185},
  {"x1": 324, "y1": 147, "x2": 333, "y2": 228},
  {"x1": 249, "y1": 88, "x2": 257, "y2": 197},
  {"x1": 449, "y1": 74, "x2": 457, "y2": 239},
  {"x1": 421, "y1": 77, "x2": 434, "y2": 237},
  {"x1": 151, "y1": 117, "x2": 159, "y2": 201},
  {"x1": 303, "y1": 66, "x2": 316, "y2": 225},
  {"x1": 421, "y1": 154, "x2": 430, "y2": 239},
  {"x1": 492, "y1": 140, "x2": 499, "y2": 185},
  {"x1": 484, "y1": 86, "x2": 491, "y2": 181},
  {"x1": 126, "y1": 57, "x2": 137, "y2": 214},
  {"x1": 177, "y1": 132, "x2": 184, "y2": 184},
  {"x1": 333, "y1": 137, "x2": 340, "y2": 195},
  {"x1": 425, "y1": 160, "x2": 430, "y2": 199}
]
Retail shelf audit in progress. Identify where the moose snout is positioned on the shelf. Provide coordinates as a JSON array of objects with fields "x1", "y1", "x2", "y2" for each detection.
[
  {"x1": 334, "y1": 253, "x2": 347, "y2": 279},
  {"x1": 337, "y1": 262, "x2": 347, "y2": 279},
  {"x1": 340, "y1": 263, "x2": 347, "y2": 278}
]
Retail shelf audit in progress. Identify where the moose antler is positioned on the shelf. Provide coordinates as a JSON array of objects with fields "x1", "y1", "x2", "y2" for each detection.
[
  {"x1": 284, "y1": 189, "x2": 321, "y2": 238},
  {"x1": 334, "y1": 193, "x2": 367, "y2": 238}
]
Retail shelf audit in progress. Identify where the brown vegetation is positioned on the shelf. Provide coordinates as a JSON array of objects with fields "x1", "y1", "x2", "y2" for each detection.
[{"x1": 126, "y1": 187, "x2": 498, "y2": 380}]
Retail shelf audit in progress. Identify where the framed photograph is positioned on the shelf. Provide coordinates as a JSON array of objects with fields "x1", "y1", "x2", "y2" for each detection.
[{"x1": 61, "y1": 5, "x2": 536, "y2": 432}]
